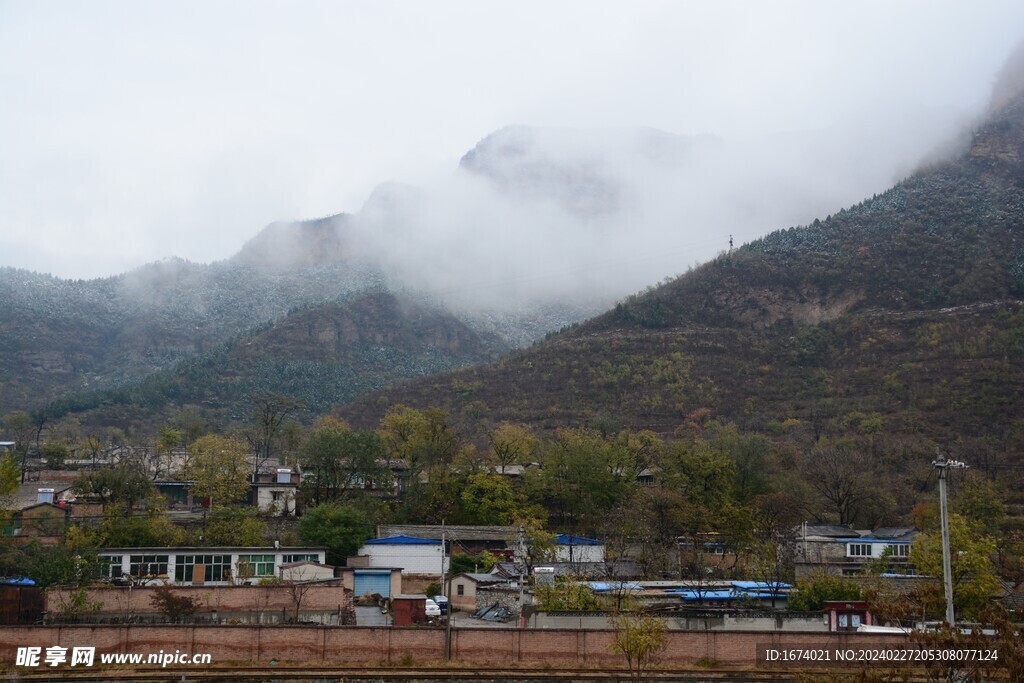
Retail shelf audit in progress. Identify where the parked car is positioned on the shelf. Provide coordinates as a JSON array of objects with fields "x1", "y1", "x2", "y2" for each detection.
[
  {"x1": 431, "y1": 595, "x2": 449, "y2": 614},
  {"x1": 425, "y1": 598, "x2": 441, "y2": 618}
]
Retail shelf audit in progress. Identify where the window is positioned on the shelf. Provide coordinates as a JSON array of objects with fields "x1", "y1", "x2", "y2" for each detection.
[
  {"x1": 457, "y1": 584, "x2": 465, "y2": 596},
  {"x1": 847, "y1": 543, "x2": 873, "y2": 558},
  {"x1": 174, "y1": 554, "x2": 232, "y2": 583},
  {"x1": 98, "y1": 555, "x2": 123, "y2": 579},
  {"x1": 129, "y1": 554, "x2": 168, "y2": 578},
  {"x1": 837, "y1": 612, "x2": 863, "y2": 630},
  {"x1": 888, "y1": 544, "x2": 909, "y2": 558},
  {"x1": 282, "y1": 553, "x2": 319, "y2": 564},
  {"x1": 236, "y1": 554, "x2": 275, "y2": 577}
]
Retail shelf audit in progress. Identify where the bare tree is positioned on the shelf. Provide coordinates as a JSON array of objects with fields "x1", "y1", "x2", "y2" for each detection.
[
  {"x1": 804, "y1": 442, "x2": 872, "y2": 526},
  {"x1": 245, "y1": 393, "x2": 303, "y2": 478}
]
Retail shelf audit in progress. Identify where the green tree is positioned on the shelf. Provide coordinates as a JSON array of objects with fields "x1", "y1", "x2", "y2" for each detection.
[
  {"x1": 72, "y1": 466, "x2": 154, "y2": 510},
  {"x1": 661, "y1": 440, "x2": 736, "y2": 509},
  {"x1": 911, "y1": 514, "x2": 999, "y2": 621},
  {"x1": 525, "y1": 428, "x2": 636, "y2": 534},
  {"x1": 609, "y1": 611, "x2": 667, "y2": 683},
  {"x1": 40, "y1": 442, "x2": 69, "y2": 469},
  {"x1": 787, "y1": 572, "x2": 863, "y2": 611},
  {"x1": 450, "y1": 551, "x2": 499, "y2": 575},
  {"x1": 301, "y1": 418, "x2": 389, "y2": 505},
  {"x1": 98, "y1": 509, "x2": 186, "y2": 547},
  {"x1": 0, "y1": 454, "x2": 20, "y2": 502},
  {"x1": 487, "y1": 422, "x2": 539, "y2": 473},
  {"x1": 459, "y1": 473, "x2": 520, "y2": 525},
  {"x1": 297, "y1": 503, "x2": 373, "y2": 566},
  {"x1": 0, "y1": 540, "x2": 96, "y2": 587},
  {"x1": 1, "y1": 411, "x2": 32, "y2": 483},
  {"x1": 150, "y1": 585, "x2": 200, "y2": 621},
  {"x1": 185, "y1": 435, "x2": 251, "y2": 507},
  {"x1": 201, "y1": 506, "x2": 266, "y2": 546},
  {"x1": 534, "y1": 581, "x2": 602, "y2": 611},
  {"x1": 379, "y1": 405, "x2": 462, "y2": 476}
]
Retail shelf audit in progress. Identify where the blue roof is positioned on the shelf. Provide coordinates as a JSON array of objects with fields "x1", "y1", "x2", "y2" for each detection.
[
  {"x1": 731, "y1": 581, "x2": 791, "y2": 590},
  {"x1": 364, "y1": 535, "x2": 441, "y2": 545},
  {"x1": 676, "y1": 589, "x2": 735, "y2": 601},
  {"x1": 588, "y1": 582, "x2": 643, "y2": 593},
  {"x1": 554, "y1": 533, "x2": 604, "y2": 546},
  {"x1": 0, "y1": 577, "x2": 35, "y2": 586}
]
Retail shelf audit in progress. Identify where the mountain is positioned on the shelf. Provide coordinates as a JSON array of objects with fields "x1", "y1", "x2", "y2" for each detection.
[
  {"x1": 0, "y1": 106, "x2": 979, "y2": 424},
  {"x1": 337, "y1": 81, "x2": 1024, "y2": 466},
  {"x1": 46, "y1": 291, "x2": 506, "y2": 428},
  {"x1": 0, "y1": 255, "x2": 385, "y2": 416}
]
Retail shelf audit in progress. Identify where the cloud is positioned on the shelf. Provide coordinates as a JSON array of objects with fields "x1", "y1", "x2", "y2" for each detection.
[{"x1": 1, "y1": 1, "x2": 1023, "y2": 281}]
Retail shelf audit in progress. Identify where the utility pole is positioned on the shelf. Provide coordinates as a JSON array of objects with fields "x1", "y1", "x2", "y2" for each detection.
[
  {"x1": 442, "y1": 521, "x2": 451, "y2": 659},
  {"x1": 517, "y1": 525, "x2": 526, "y2": 629},
  {"x1": 931, "y1": 452, "x2": 967, "y2": 628}
]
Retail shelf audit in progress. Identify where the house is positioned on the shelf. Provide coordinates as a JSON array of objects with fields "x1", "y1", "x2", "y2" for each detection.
[
  {"x1": 448, "y1": 572, "x2": 510, "y2": 611},
  {"x1": 794, "y1": 524, "x2": 918, "y2": 578},
  {"x1": 9, "y1": 502, "x2": 69, "y2": 543},
  {"x1": 250, "y1": 467, "x2": 300, "y2": 515},
  {"x1": 553, "y1": 533, "x2": 605, "y2": 564},
  {"x1": 376, "y1": 524, "x2": 516, "y2": 557},
  {"x1": 355, "y1": 536, "x2": 449, "y2": 576},
  {"x1": 12, "y1": 484, "x2": 73, "y2": 512},
  {"x1": 96, "y1": 546, "x2": 327, "y2": 585},
  {"x1": 154, "y1": 480, "x2": 195, "y2": 510}
]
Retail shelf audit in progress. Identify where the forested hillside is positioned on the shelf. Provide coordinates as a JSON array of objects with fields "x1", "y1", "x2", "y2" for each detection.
[
  {"x1": 36, "y1": 292, "x2": 507, "y2": 428},
  {"x1": 339, "y1": 86, "x2": 1024, "y2": 477}
]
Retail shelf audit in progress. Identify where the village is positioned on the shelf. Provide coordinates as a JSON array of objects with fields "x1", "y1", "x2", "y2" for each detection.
[{"x1": 4, "y1": 436, "x2": 1010, "y2": 642}]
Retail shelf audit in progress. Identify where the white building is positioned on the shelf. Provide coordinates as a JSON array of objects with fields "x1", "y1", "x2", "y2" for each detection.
[
  {"x1": 553, "y1": 534, "x2": 605, "y2": 564},
  {"x1": 98, "y1": 546, "x2": 327, "y2": 585},
  {"x1": 357, "y1": 535, "x2": 449, "y2": 575}
]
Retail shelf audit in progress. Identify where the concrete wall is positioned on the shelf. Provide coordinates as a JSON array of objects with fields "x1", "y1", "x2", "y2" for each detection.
[
  {"x1": 530, "y1": 611, "x2": 827, "y2": 632},
  {"x1": 0, "y1": 625, "x2": 913, "y2": 667}
]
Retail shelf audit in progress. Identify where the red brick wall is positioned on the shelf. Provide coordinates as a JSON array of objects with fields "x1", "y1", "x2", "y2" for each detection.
[
  {"x1": 46, "y1": 583, "x2": 351, "y2": 616},
  {"x1": 0, "y1": 625, "x2": 912, "y2": 667}
]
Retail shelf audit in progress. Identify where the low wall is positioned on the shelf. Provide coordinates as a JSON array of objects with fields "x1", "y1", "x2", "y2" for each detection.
[
  {"x1": 530, "y1": 610, "x2": 827, "y2": 632},
  {"x1": 0, "y1": 625, "x2": 911, "y2": 667}
]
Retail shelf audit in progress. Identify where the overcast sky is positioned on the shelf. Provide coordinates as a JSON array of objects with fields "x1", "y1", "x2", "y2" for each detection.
[{"x1": 2, "y1": 1, "x2": 1024, "y2": 280}]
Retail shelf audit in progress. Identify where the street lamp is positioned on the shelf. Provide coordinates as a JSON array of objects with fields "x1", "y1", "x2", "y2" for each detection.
[{"x1": 931, "y1": 453, "x2": 967, "y2": 628}]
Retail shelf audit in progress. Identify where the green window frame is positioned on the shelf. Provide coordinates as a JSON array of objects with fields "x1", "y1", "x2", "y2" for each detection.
[
  {"x1": 129, "y1": 554, "x2": 168, "y2": 578},
  {"x1": 282, "y1": 553, "x2": 319, "y2": 564},
  {"x1": 174, "y1": 554, "x2": 231, "y2": 582},
  {"x1": 236, "y1": 554, "x2": 275, "y2": 577}
]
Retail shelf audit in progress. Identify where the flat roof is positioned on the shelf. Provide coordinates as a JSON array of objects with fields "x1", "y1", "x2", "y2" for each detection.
[{"x1": 99, "y1": 546, "x2": 327, "y2": 553}]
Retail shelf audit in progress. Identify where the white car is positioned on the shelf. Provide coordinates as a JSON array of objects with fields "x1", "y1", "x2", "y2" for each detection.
[{"x1": 425, "y1": 598, "x2": 441, "y2": 618}]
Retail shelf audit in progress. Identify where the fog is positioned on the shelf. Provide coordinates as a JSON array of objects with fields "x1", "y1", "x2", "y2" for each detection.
[{"x1": 2, "y1": 1, "x2": 1024, "y2": 311}]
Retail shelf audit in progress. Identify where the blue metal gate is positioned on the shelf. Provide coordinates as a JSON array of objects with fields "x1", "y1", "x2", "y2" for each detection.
[{"x1": 353, "y1": 569, "x2": 391, "y2": 597}]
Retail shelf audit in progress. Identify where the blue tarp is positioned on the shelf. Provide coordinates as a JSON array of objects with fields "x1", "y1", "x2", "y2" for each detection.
[
  {"x1": 554, "y1": 533, "x2": 604, "y2": 546},
  {"x1": 363, "y1": 535, "x2": 441, "y2": 545}
]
